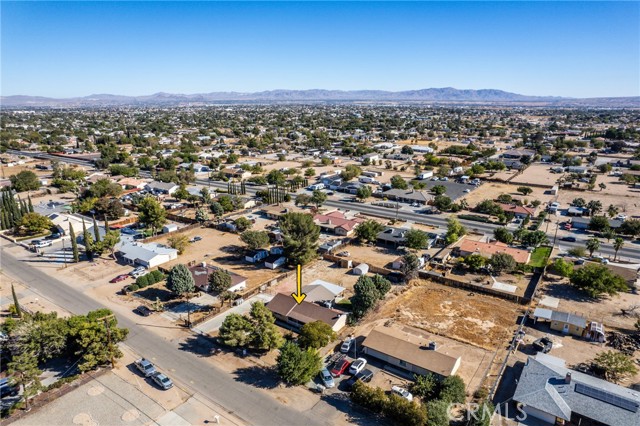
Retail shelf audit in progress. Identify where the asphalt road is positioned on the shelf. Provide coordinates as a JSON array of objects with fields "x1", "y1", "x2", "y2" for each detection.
[
  {"x1": 1, "y1": 247, "x2": 323, "y2": 426},
  {"x1": 13, "y1": 151, "x2": 640, "y2": 261}
]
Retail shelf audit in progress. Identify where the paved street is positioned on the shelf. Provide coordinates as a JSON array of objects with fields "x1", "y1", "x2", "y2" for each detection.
[{"x1": 1, "y1": 246, "x2": 325, "y2": 426}]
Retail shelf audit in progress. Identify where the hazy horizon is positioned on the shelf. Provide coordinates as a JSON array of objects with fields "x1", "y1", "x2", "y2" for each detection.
[{"x1": 2, "y1": 2, "x2": 639, "y2": 98}]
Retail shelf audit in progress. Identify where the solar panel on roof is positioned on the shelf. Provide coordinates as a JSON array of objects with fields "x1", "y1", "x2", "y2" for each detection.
[{"x1": 575, "y1": 383, "x2": 639, "y2": 413}]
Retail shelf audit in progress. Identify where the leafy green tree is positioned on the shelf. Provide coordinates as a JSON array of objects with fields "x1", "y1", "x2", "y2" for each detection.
[
  {"x1": 431, "y1": 185, "x2": 447, "y2": 196},
  {"x1": 589, "y1": 216, "x2": 610, "y2": 232},
  {"x1": 592, "y1": 351, "x2": 638, "y2": 383},
  {"x1": 69, "y1": 224, "x2": 79, "y2": 262},
  {"x1": 234, "y1": 217, "x2": 252, "y2": 232},
  {"x1": 82, "y1": 219, "x2": 94, "y2": 260},
  {"x1": 304, "y1": 168, "x2": 316, "y2": 177},
  {"x1": 248, "y1": 301, "x2": 283, "y2": 351},
  {"x1": 404, "y1": 228, "x2": 429, "y2": 250},
  {"x1": 426, "y1": 400, "x2": 451, "y2": 426},
  {"x1": 552, "y1": 258, "x2": 574, "y2": 277},
  {"x1": 168, "y1": 234, "x2": 190, "y2": 254},
  {"x1": 311, "y1": 189, "x2": 327, "y2": 207},
  {"x1": 280, "y1": 212, "x2": 320, "y2": 266},
  {"x1": 87, "y1": 178, "x2": 123, "y2": 198},
  {"x1": 341, "y1": 164, "x2": 362, "y2": 181},
  {"x1": 371, "y1": 274, "x2": 392, "y2": 296},
  {"x1": 8, "y1": 312, "x2": 69, "y2": 362},
  {"x1": 572, "y1": 197, "x2": 586, "y2": 207},
  {"x1": 219, "y1": 313, "x2": 253, "y2": 347},
  {"x1": 350, "y1": 381, "x2": 387, "y2": 413},
  {"x1": 298, "y1": 321, "x2": 336, "y2": 349},
  {"x1": 240, "y1": 230, "x2": 270, "y2": 251},
  {"x1": 210, "y1": 201, "x2": 225, "y2": 217},
  {"x1": 493, "y1": 227, "x2": 514, "y2": 244},
  {"x1": 586, "y1": 237, "x2": 601, "y2": 257},
  {"x1": 354, "y1": 219, "x2": 384, "y2": 244},
  {"x1": 517, "y1": 186, "x2": 533, "y2": 196},
  {"x1": 619, "y1": 219, "x2": 640, "y2": 238},
  {"x1": 445, "y1": 217, "x2": 466, "y2": 244},
  {"x1": 613, "y1": 237, "x2": 625, "y2": 261},
  {"x1": 351, "y1": 275, "x2": 380, "y2": 320},
  {"x1": 295, "y1": 193, "x2": 312, "y2": 207},
  {"x1": 266, "y1": 169, "x2": 286, "y2": 186},
  {"x1": 208, "y1": 269, "x2": 232, "y2": 295},
  {"x1": 356, "y1": 185, "x2": 372, "y2": 201},
  {"x1": 602, "y1": 228, "x2": 616, "y2": 242},
  {"x1": 138, "y1": 197, "x2": 167, "y2": 235},
  {"x1": 469, "y1": 401, "x2": 495, "y2": 426},
  {"x1": 490, "y1": 253, "x2": 517, "y2": 274},
  {"x1": 166, "y1": 264, "x2": 196, "y2": 297},
  {"x1": 10, "y1": 170, "x2": 41, "y2": 192},
  {"x1": 607, "y1": 204, "x2": 619, "y2": 218},
  {"x1": 174, "y1": 184, "x2": 190, "y2": 201},
  {"x1": 7, "y1": 350, "x2": 41, "y2": 411},
  {"x1": 522, "y1": 230, "x2": 548, "y2": 247},
  {"x1": 410, "y1": 373, "x2": 438, "y2": 399},
  {"x1": 276, "y1": 341, "x2": 322, "y2": 385},
  {"x1": 383, "y1": 394, "x2": 427, "y2": 426},
  {"x1": 571, "y1": 263, "x2": 628, "y2": 297},
  {"x1": 195, "y1": 207, "x2": 209, "y2": 223},
  {"x1": 11, "y1": 284, "x2": 22, "y2": 319},
  {"x1": 465, "y1": 254, "x2": 487, "y2": 272},
  {"x1": 401, "y1": 253, "x2": 421, "y2": 281},
  {"x1": 20, "y1": 212, "x2": 52, "y2": 235},
  {"x1": 587, "y1": 200, "x2": 603, "y2": 216},
  {"x1": 439, "y1": 374, "x2": 466, "y2": 404},
  {"x1": 432, "y1": 195, "x2": 453, "y2": 211},
  {"x1": 390, "y1": 175, "x2": 408, "y2": 189}
]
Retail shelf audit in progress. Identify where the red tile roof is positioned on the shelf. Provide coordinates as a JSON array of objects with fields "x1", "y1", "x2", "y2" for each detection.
[{"x1": 458, "y1": 239, "x2": 531, "y2": 264}]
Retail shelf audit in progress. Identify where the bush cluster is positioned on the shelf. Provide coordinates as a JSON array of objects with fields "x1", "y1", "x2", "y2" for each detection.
[{"x1": 130, "y1": 270, "x2": 165, "y2": 291}]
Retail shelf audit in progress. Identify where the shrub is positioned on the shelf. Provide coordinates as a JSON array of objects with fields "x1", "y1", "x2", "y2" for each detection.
[
  {"x1": 136, "y1": 275, "x2": 149, "y2": 287},
  {"x1": 128, "y1": 284, "x2": 140, "y2": 292}
]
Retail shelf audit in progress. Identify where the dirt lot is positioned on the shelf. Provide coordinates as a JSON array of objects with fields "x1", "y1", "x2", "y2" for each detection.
[
  {"x1": 459, "y1": 182, "x2": 556, "y2": 208},
  {"x1": 157, "y1": 226, "x2": 284, "y2": 289},
  {"x1": 276, "y1": 259, "x2": 361, "y2": 297},
  {"x1": 537, "y1": 277, "x2": 640, "y2": 331},
  {"x1": 378, "y1": 280, "x2": 523, "y2": 351},
  {"x1": 342, "y1": 243, "x2": 404, "y2": 270},
  {"x1": 510, "y1": 163, "x2": 563, "y2": 187},
  {"x1": 556, "y1": 185, "x2": 640, "y2": 218}
]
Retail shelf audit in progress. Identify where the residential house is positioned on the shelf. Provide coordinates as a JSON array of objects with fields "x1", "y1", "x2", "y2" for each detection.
[
  {"x1": 513, "y1": 354, "x2": 640, "y2": 426},
  {"x1": 145, "y1": 181, "x2": 179, "y2": 195},
  {"x1": 117, "y1": 178, "x2": 147, "y2": 190},
  {"x1": 502, "y1": 149, "x2": 536, "y2": 160},
  {"x1": 117, "y1": 241, "x2": 178, "y2": 269},
  {"x1": 245, "y1": 249, "x2": 269, "y2": 264},
  {"x1": 362, "y1": 326, "x2": 461, "y2": 378},
  {"x1": 222, "y1": 167, "x2": 251, "y2": 180},
  {"x1": 302, "y1": 280, "x2": 345, "y2": 303},
  {"x1": 361, "y1": 153, "x2": 380, "y2": 163},
  {"x1": 376, "y1": 227, "x2": 408, "y2": 247},
  {"x1": 456, "y1": 239, "x2": 531, "y2": 264},
  {"x1": 532, "y1": 308, "x2": 587, "y2": 337},
  {"x1": 266, "y1": 293, "x2": 347, "y2": 332},
  {"x1": 498, "y1": 203, "x2": 537, "y2": 219},
  {"x1": 382, "y1": 189, "x2": 432, "y2": 205},
  {"x1": 313, "y1": 211, "x2": 364, "y2": 236},
  {"x1": 188, "y1": 263, "x2": 248, "y2": 293},
  {"x1": 264, "y1": 255, "x2": 286, "y2": 269}
]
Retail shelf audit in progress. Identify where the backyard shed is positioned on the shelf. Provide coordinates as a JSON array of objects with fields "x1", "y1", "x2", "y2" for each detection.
[{"x1": 352, "y1": 263, "x2": 369, "y2": 275}]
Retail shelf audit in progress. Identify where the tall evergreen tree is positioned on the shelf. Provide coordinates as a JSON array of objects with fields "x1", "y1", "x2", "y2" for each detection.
[
  {"x1": 11, "y1": 284, "x2": 22, "y2": 319},
  {"x1": 92, "y1": 216, "x2": 101, "y2": 243},
  {"x1": 103, "y1": 215, "x2": 110, "y2": 232},
  {"x1": 27, "y1": 195, "x2": 34, "y2": 213},
  {"x1": 0, "y1": 209, "x2": 6, "y2": 230},
  {"x1": 69, "y1": 224, "x2": 79, "y2": 263},
  {"x1": 82, "y1": 219, "x2": 94, "y2": 260}
]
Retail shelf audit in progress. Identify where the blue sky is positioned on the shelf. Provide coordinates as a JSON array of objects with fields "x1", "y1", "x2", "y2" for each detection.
[{"x1": 2, "y1": 1, "x2": 639, "y2": 98}]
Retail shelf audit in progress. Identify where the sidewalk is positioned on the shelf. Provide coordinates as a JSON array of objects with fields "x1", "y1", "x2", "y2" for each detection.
[{"x1": 193, "y1": 293, "x2": 274, "y2": 334}]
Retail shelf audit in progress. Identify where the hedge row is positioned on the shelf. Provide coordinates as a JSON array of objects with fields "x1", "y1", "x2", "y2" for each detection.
[{"x1": 129, "y1": 270, "x2": 165, "y2": 292}]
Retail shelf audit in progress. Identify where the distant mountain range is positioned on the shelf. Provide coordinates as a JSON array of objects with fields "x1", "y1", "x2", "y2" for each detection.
[{"x1": 2, "y1": 88, "x2": 639, "y2": 107}]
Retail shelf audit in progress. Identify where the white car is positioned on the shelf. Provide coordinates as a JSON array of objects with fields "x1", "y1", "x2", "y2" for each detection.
[
  {"x1": 348, "y1": 358, "x2": 367, "y2": 375},
  {"x1": 392, "y1": 386, "x2": 413, "y2": 401},
  {"x1": 340, "y1": 337, "x2": 354, "y2": 353},
  {"x1": 463, "y1": 189, "x2": 471, "y2": 193},
  {"x1": 129, "y1": 266, "x2": 147, "y2": 277},
  {"x1": 32, "y1": 240, "x2": 53, "y2": 248}
]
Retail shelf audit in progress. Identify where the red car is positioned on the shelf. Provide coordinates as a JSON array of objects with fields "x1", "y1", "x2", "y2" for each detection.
[
  {"x1": 110, "y1": 274, "x2": 129, "y2": 283},
  {"x1": 330, "y1": 359, "x2": 351, "y2": 377}
]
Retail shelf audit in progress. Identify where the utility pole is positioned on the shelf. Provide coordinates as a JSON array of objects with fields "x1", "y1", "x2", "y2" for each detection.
[{"x1": 96, "y1": 314, "x2": 116, "y2": 368}]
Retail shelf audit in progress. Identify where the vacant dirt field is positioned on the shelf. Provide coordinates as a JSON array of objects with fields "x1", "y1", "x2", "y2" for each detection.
[
  {"x1": 158, "y1": 227, "x2": 283, "y2": 289},
  {"x1": 276, "y1": 259, "x2": 360, "y2": 297},
  {"x1": 556, "y1": 186, "x2": 640, "y2": 218},
  {"x1": 342, "y1": 243, "x2": 404, "y2": 270},
  {"x1": 537, "y1": 277, "x2": 640, "y2": 331},
  {"x1": 510, "y1": 163, "x2": 562, "y2": 187},
  {"x1": 459, "y1": 182, "x2": 556, "y2": 208},
  {"x1": 378, "y1": 280, "x2": 523, "y2": 350}
]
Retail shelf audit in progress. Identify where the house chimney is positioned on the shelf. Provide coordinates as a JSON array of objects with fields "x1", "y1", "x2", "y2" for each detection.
[{"x1": 565, "y1": 372, "x2": 571, "y2": 384}]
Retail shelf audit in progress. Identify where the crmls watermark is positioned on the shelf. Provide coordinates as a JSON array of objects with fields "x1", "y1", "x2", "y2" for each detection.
[{"x1": 447, "y1": 403, "x2": 528, "y2": 422}]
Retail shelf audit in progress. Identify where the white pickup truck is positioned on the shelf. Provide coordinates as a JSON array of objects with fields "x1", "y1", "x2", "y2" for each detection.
[{"x1": 134, "y1": 358, "x2": 157, "y2": 377}]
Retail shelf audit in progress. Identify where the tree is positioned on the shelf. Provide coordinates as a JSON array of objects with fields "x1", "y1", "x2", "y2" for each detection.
[
  {"x1": 280, "y1": 212, "x2": 320, "y2": 266},
  {"x1": 295, "y1": 193, "x2": 311, "y2": 207},
  {"x1": 168, "y1": 234, "x2": 190, "y2": 254},
  {"x1": 341, "y1": 164, "x2": 362, "y2": 181},
  {"x1": 613, "y1": 237, "x2": 625, "y2": 261},
  {"x1": 87, "y1": 178, "x2": 123, "y2": 198},
  {"x1": 82, "y1": 219, "x2": 94, "y2": 260},
  {"x1": 356, "y1": 185, "x2": 372, "y2": 202},
  {"x1": 371, "y1": 274, "x2": 392, "y2": 296},
  {"x1": 69, "y1": 224, "x2": 79, "y2": 262},
  {"x1": 587, "y1": 200, "x2": 603, "y2": 216},
  {"x1": 298, "y1": 321, "x2": 336, "y2": 349},
  {"x1": 465, "y1": 254, "x2": 487, "y2": 272},
  {"x1": 571, "y1": 263, "x2": 628, "y2": 297},
  {"x1": 383, "y1": 394, "x2": 427, "y2": 426},
  {"x1": 572, "y1": 197, "x2": 586, "y2": 207},
  {"x1": 10, "y1": 171, "x2": 41, "y2": 192},
  {"x1": 248, "y1": 301, "x2": 284, "y2": 351},
  {"x1": 210, "y1": 201, "x2": 225, "y2": 217},
  {"x1": 432, "y1": 195, "x2": 453, "y2": 211},
  {"x1": 350, "y1": 381, "x2": 388, "y2": 413},
  {"x1": 599, "y1": 182, "x2": 607, "y2": 191},
  {"x1": 195, "y1": 207, "x2": 209, "y2": 223},
  {"x1": 219, "y1": 313, "x2": 253, "y2": 347},
  {"x1": 351, "y1": 275, "x2": 380, "y2": 320},
  {"x1": 439, "y1": 374, "x2": 466, "y2": 404},
  {"x1": 592, "y1": 351, "x2": 638, "y2": 383},
  {"x1": 166, "y1": 264, "x2": 196, "y2": 297},
  {"x1": 20, "y1": 212, "x2": 52, "y2": 235},
  {"x1": 493, "y1": 227, "x2": 514, "y2": 244},
  {"x1": 431, "y1": 185, "x2": 447, "y2": 196},
  {"x1": 208, "y1": 269, "x2": 232, "y2": 295},
  {"x1": 7, "y1": 350, "x2": 41, "y2": 410},
  {"x1": 390, "y1": 175, "x2": 408, "y2": 189},
  {"x1": 522, "y1": 230, "x2": 549, "y2": 247},
  {"x1": 234, "y1": 217, "x2": 252, "y2": 232},
  {"x1": 620, "y1": 219, "x2": 640, "y2": 238},
  {"x1": 11, "y1": 283, "x2": 22, "y2": 319},
  {"x1": 445, "y1": 217, "x2": 466, "y2": 245},
  {"x1": 401, "y1": 253, "x2": 421, "y2": 281},
  {"x1": 354, "y1": 219, "x2": 384, "y2": 244},
  {"x1": 240, "y1": 230, "x2": 270, "y2": 251},
  {"x1": 174, "y1": 184, "x2": 190, "y2": 201},
  {"x1": 410, "y1": 373, "x2": 437, "y2": 399},
  {"x1": 607, "y1": 204, "x2": 619, "y2": 218},
  {"x1": 490, "y1": 253, "x2": 517, "y2": 274},
  {"x1": 426, "y1": 400, "x2": 451, "y2": 426},
  {"x1": 469, "y1": 401, "x2": 495, "y2": 426},
  {"x1": 517, "y1": 186, "x2": 533, "y2": 196},
  {"x1": 138, "y1": 197, "x2": 167, "y2": 235},
  {"x1": 276, "y1": 341, "x2": 322, "y2": 385},
  {"x1": 266, "y1": 169, "x2": 286, "y2": 186},
  {"x1": 404, "y1": 228, "x2": 429, "y2": 250},
  {"x1": 589, "y1": 216, "x2": 610, "y2": 232},
  {"x1": 586, "y1": 237, "x2": 600, "y2": 257},
  {"x1": 304, "y1": 168, "x2": 316, "y2": 177},
  {"x1": 552, "y1": 258, "x2": 574, "y2": 277},
  {"x1": 310, "y1": 189, "x2": 327, "y2": 207},
  {"x1": 568, "y1": 246, "x2": 586, "y2": 258}
]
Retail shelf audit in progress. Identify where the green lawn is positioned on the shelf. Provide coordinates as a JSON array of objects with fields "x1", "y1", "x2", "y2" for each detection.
[{"x1": 529, "y1": 246, "x2": 552, "y2": 268}]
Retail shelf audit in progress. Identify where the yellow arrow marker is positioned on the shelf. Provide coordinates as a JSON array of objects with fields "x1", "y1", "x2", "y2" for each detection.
[{"x1": 291, "y1": 264, "x2": 307, "y2": 304}]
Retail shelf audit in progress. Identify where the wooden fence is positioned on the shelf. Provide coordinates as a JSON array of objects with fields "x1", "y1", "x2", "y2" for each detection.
[{"x1": 419, "y1": 270, "x2": 525, "y2": 303}]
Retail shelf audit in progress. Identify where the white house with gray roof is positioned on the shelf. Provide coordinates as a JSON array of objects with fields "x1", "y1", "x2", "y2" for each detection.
[
  {"x1": 513, "y1": 354, "x2": 640, "y2": 426},
  {"x1": 117, "y1": 240, "x2": 178, "y2": 268}
]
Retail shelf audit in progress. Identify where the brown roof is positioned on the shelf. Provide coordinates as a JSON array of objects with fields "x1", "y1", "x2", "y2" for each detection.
[
  {"x1": 267, "y1": 293, "x2": 344, "y2": 327},
  {"x1": 498, "y1": 203, "x2": 536, "y2": 216},
  {"x1": 188, "y1": 264, "x2": 247, "y2": 291},
  {"x1": 458, "y1": 239, "x2": 531, "y2": 264},
  {"x1": 362, "y1": 326, "x2": 460, "y2": 377}
]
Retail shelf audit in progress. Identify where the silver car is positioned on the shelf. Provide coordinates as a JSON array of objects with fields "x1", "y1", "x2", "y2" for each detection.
[
  {"x1": 319, "y1": 368, "x2": 335, "y2": 388},
  {"x1": 151, "y1": 372, "x2": 173, "y2": 390}
]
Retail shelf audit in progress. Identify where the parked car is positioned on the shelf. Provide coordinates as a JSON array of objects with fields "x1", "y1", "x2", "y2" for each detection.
[
  {"x1": 340, "y1": 337, "x2": 354, "y2": 354},
  {"x1": 135, "y1": 306, "x2": 153, "y2": 317},
  {"x1": 132, "y1": 269, "x2": 149, "y2": 279},
  {"x1": 345, "y1": 369, "x2": 374, "y2": 389},
  {"x1": 134, "y1": 358, "x2": 157, "y2": 377},
  {"x1": 330, "y1": 359, "x2": 351, "y2": 377},
  {"x1": 337, "y1": 251, "x2": 350, "y2": 257},
  {"x1": 190, "y1": 236, "x2": 202, "y2": 242},
  {"x1": 46, "y1": 233, "x2": 62, "y2": 240},
  {"x1": 560, "y1": 236, "x2": 577, "y2": 242},
  {"x1": 0, "y1": 377, "x2": 18, "y2": 398},
  {"x1": 151, "y1": 372, "x2": 173, "y2": 390},
  {"x1": 463, "y1": 189, "x2": 471, "y2": 193},
  {"x1": 319, "y1": 368, "x2": 335, "y2": 389},
  {"x1": 129, "y1": 266, "x2": 146, "y2": 277},
  {"x1": 110, "y1": 274, "x2": 129, "y2": 283},
  {"x1": 533, "y1": 337, "x2": 553, "y2": 353},
  {"x1": 32, "y1": 240, "x2": 53, "y2": 248},
  {"x1": 348, "y1": 358, "x2": 367, "y2": 375},
  {"x1": 392, "y1": 386, "x2": 413, "y2": 401}
]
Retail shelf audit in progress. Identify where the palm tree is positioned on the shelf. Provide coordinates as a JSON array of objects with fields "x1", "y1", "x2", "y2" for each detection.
[
  {"x1": 613, "y1": 237, "x2": 625, "y2": 261},
  {"x1": 602, "y1": 228, "x2": 615, "y2": 242},
  {"x1": 586, "y1": 237, "x2": 601, "y2": 257},
  {"x1": 607, "y1": 204, "x2": 619, "y2": 218}
]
